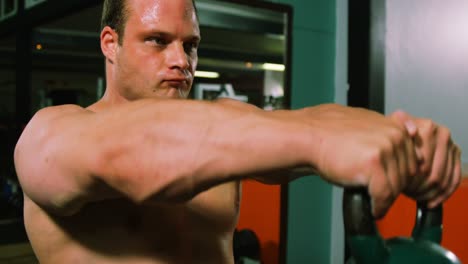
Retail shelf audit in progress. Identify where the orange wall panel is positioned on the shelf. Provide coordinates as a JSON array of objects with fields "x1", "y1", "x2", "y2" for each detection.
[{"x1": 236, "y1": 180, "x2": 281, "y2": 264}]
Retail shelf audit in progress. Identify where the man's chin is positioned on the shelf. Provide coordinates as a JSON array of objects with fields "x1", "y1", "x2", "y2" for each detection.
[{"x1": 161, "y1": 88, "x2": 190, "y2": 99}]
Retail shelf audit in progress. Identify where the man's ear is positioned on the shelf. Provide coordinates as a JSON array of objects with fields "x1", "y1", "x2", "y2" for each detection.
[{"x1": 100, "y1": 26, "x2": 119, "y2": 64}]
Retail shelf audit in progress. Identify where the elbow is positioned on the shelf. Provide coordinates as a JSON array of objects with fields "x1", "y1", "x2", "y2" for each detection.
[
  {"x1": 108, "y1": 168, "x2": 198, "y2": 205},
  {"x1": 14, "y1": 123, "x2": 84, "y2": 216},
  {"x1": 129, "y1": 175, "x2": 198, "y2": 205},
  {"x1": 94, "y1": 139, "x2": 198, "y2": 204},
  {"x1": 38, "y1": 195, "x2": 87, "y2": 217},
  {"x1": 16, "y1": 170, "x2": 87, "y2": 217}
]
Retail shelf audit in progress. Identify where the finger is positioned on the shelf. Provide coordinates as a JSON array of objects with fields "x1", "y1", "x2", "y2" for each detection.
[
  {"x1": 368, "y1": 159, "x2": 397, "y2": 219},
  {"x1": 389, "y1": 112, "x2": 423, "y2": 163},
  {"x1": 428, "y1": 142, "x2": 454, "y2": 207},
  {"x1": 414, "y1": 130, "x2": 449, "y2": 202},
  {"x1": 403, "y1": 140, "x2": 427, "y2": 196},
  {"x1": 387, "y1": 147, "x2": 402, "y2": 196},
  {"x1": 412, "y1": 133, "x2": 425, "y2": 164},
  {"x1": 395, "y1": 144, "x2": 407, "y2": 190},
  {"x1": 415, "y1": 119, "x2": 437, "y2": 175},
  {"x1": 394, "y1": 139, "x2": 415, "y2": 192},
  {"x1": 429, "y1": 146, "x2": 462, "y2": 207},
  {"x1": 390, "y1": 110, "x2": 418, "y2": 136},
  {"x1": 406, "y1": 119, "x2": 438, "y2": 196},
  {"x1": 449, "y1": 146, "x2": 462, "y2": 194},
  {"x1": 403, "y1": 136, "x2": 418, "y2": 184}
]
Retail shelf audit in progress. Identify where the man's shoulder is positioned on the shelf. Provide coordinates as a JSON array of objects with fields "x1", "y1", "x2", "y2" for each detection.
[
  {"x1": 23, "y1": 104, "x2": 92, "y2": 135},
  {"x1": 38, "y1": 104, "x2": 88, "y2": 115},
  {"x1": 33, "y1": 104, "x2": 90, "y2": 122}
]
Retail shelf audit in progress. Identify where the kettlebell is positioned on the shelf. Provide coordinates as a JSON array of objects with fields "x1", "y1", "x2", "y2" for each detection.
[{"x1": 343, "y1": 188, "x2": 461, "y2": 264}]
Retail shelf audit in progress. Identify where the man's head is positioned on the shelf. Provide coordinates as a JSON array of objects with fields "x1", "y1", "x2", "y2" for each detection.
[
  {"x1": 101, "y1": 0, "x2": 198, "y2": 46},
  {"x1": 100, "y1": 0, "x2": 200, "y2": 101}
]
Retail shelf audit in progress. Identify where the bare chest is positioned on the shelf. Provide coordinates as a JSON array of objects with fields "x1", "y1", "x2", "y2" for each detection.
[{"x1": 25, "y1": 181, "x2": 241, "y2": 262}]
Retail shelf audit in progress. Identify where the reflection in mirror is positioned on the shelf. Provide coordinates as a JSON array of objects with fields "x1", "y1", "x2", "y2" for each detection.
[
  {"x1": 29, "y1": 0, "x2": 290, "y2": 111},
  {"x1": 193, "y1": 0, "x2": 288, "y2": 110}
]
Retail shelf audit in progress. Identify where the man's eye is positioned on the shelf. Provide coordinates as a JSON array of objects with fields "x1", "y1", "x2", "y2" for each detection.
[
  {"x1": 147, "y1": 37, "x2": 167, "y2": 45},
  {"x1": 184, "y1": 42, "x2": 199, "y2": 53}
]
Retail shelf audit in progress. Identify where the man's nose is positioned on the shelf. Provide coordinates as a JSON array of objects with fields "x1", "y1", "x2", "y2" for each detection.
[{"x1": 166, "y1": 42, "x2": 190, "y2": 70}]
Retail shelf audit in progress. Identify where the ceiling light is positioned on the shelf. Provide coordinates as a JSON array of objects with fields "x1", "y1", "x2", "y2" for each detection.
[
  {"x1": 262, "y1": 63, "x2": 285, "y2": 72},
  {"x1": 195, "y1": 71, "x2": 220, "y2": 79}
]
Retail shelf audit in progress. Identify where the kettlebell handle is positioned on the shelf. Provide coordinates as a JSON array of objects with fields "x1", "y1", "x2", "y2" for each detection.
[
  {"x1": 343, "y1": 188, "x2": 389, "y2": 263},
  {"x1": 412, "y1": 201, "x2": 443, "y2": 243},
  {"x1": 343, "y1": 188, "x2": 377, "y2": 236},
  {"x1": 343, "y1": 188, "x2": 443, "y2": 242}
]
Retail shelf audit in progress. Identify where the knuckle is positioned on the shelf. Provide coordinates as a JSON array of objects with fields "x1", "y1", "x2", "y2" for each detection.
[
  {"x1": 381, "y1": 188, "x2": 393, "y2": 202},
  {"x1": 454, "y1": 173, "x2": 462, "y2": 188},
  {"x1": 373, "y1": 185, "x2": 393, "y2": 205},
  {"x1": 365, "y1": 149, "x2": 382, "y2": 169},
  {"x1": 366, "y1": 148, "x2": 383, "y2": 167},
  {"x1": 428, "y1": 120, "x2": 437, "y2": 133},
  {"x1": 383, "y1": 137, "x2": 395, "y2": 153},
  {"x1": 408, "y1": 162, "x2": 418, "y2": 176},
  {"x1": 427, "y1": 175, "x2": 443, "y2": 191},
  {"x1": 440, "y1": 176, "x2": 451, "y2": 191},
  {"x1": 419, "y1": 163, "x2": 432, "y2": 176},
  {"x1": 420, "y1": 119, "x2": 436, "y2": 135},
  {"x1": 389, "y1": 127, "x2": 405, "y2": 145},
  {"x1": 440, "y1": 126, "x2": 451, "y2": 144}
]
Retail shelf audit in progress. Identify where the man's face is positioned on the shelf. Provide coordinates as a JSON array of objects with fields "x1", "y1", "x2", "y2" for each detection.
[{"x1": 114, "y1": 0, "x2": 200, "y2": 100}]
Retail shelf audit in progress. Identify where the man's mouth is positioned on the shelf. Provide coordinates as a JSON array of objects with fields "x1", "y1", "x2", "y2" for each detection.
[
  {"x1": 163, "y1": 77, "x2": 189, "y2": 88},
  {"x1": 165, "y1": 80, "x2": 186, "y2": 87},
  {"x1": 161, "y1": 79, "x2": 190, "y2": 98}
]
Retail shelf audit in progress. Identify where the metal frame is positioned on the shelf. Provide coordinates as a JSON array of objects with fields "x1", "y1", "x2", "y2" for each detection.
[
  {"x1": 348, "y1": 0, "x2": 385, "y2": 113},
  {"x1": 347, "y1": 0, "x2": 386, "y2": 260},
  {"x1": 0, "y1": 0, "x2": 98, "y2": 37},
  {"x1": 368, "y1": 0, "x2": 386, "y2": 113}
]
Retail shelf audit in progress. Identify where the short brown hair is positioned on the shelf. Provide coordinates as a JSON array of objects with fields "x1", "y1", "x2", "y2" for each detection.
[
  {"x1": 101, "y1": 0, "x2": 198, "y2": 45},
  {"x1": 101, "y1": 0, "x2": 128, "y2": 45}
]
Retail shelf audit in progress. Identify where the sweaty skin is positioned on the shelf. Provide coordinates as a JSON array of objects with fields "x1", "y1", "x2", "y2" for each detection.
[{"x1": 14, "y1": 0, "x2": 462, "y2": 263}]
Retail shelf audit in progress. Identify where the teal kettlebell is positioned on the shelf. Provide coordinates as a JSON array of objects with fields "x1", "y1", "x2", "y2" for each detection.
[{"x1": 343, "y1": 188, "x2": 461, "y2": 264}]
